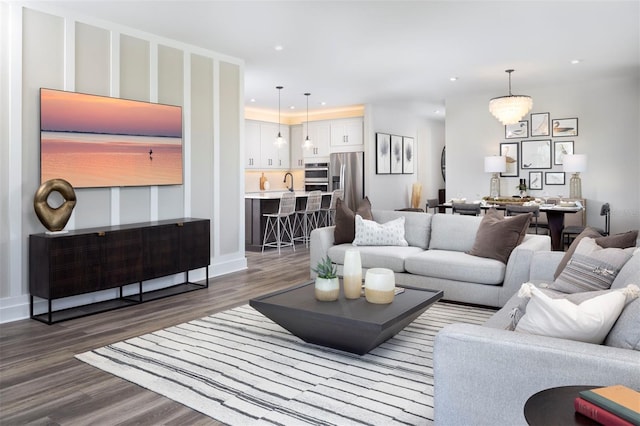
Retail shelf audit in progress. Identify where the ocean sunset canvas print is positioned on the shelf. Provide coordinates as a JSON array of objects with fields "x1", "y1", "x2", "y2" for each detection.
[{"x1": 40, "y1": 88, "x2": 183, "y2": 188}]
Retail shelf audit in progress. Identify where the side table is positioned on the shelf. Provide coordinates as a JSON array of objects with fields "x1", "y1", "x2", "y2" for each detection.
[{"x1": 524, "y1": 385, "x2": 601, "y2": 426}]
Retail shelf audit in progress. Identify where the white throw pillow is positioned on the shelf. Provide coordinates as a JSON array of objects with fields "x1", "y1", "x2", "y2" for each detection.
[
  {"x1": 352, "y1": 214, "x2": 408, "y2": 247},
  {"x1": 514, "y1": 283, "x2": 639, "y2": 344}
]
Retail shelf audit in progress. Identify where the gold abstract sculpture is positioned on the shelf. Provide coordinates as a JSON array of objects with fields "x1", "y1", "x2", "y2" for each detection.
[{"x1": 33, "y1": 179, "x2": 76, "y2": 232}]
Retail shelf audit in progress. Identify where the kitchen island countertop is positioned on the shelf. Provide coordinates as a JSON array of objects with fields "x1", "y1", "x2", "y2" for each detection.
[{"x1": 245, "y1": 191, "x2": 331, "y2": 199}]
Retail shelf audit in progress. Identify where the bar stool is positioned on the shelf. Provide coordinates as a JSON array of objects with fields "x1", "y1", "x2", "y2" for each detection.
[
  {"x1": 262, "y1": 192, "x2": 296, "y2": 254},
  {"x1": 293, "y1": 190, "x2": 322, "y2": 247},
  {"x1": 320, "y1": 189, "x2": 344, "y2": 227}
]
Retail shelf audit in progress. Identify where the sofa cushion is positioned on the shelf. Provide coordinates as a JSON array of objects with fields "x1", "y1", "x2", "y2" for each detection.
[
  {"x1": 554, "y1": 228, "x2": 638, "y2": 279},
  {"x1": 333, "y1": 197, "x2": 373, "y2": 244},
  {"x1": 372, "y1": 209, "x2": 432, "y2": 249},
  {"x1": 611, "y1": 248, "x2": 640, "y2": 290},
  {"x1": 353, "y1": 215, "x2": 408, "y2": 247},
  {"x1": 551, "y1": 237, "x2": 635, "y2": 293},
  {"x1": 605, "y1": 298, "x2": 640, "y2": 350},
  {"x1": 514, "y1": 283, "x2": 637, "y2": 344},
  {"x1": 429, "y1": 214, "x2": 483, "y2": 252},
  {"x1": 405, "y1": 249, "x2": 506, "y2": 285},
  {"x1": 328, "y1": 244, "x2": 423, "y2": 273},
  {"x1": 468, "y1": 208, "x2": 531, "y2": 264}
]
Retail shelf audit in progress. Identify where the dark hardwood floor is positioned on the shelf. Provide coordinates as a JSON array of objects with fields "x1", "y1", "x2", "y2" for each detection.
[{"x1": 0, "y1": 247, "x2": 310, "y2": 425}]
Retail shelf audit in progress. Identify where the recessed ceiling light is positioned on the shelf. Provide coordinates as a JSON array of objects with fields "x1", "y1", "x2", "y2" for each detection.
[
  {"x1": 320, "y1": 101, "x2": 326, "y2": 106},
  {"x1": 274, "y1": 45, "x2": 284, "y2": 51},
  {"x1": 289, "y1": 106, "x2": 295, "y2": 110},
  {"x1": 571, "y1": 59, "x2": 582, "y2": 64},
  {"x1": 250, "y1": 98, "x2": 256, "y2": 103},
  {"x1": 449, "y1": 77, "x2": 458, "y2": 82}
]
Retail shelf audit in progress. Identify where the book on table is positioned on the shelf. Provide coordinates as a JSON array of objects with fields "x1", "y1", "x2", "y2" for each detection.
[
  {"x1": 578, "y1": 385, "x2": 640, "y2": 426},
  {"x1": 574, "y1": 397, "x2": 634, "y2": 426}
]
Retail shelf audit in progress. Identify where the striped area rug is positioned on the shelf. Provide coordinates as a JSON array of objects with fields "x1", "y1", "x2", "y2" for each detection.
[{"x1": 76, "y1": 302, "x2": 494, "y2": 425}]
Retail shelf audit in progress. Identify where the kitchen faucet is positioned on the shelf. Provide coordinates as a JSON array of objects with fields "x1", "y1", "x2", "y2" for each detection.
[{"x1": 283, "y1": 172, "x2": 294, "y2": 192}]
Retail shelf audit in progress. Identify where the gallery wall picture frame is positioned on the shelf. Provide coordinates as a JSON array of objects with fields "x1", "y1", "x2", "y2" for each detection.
[
  {"x1": 375, "y1": 133, "x2": 391, "y2": 174},
  {"x1": 391, "y1": 135, "x2": 403, "y2": 174},
  {"x1": 500, "y1": 142, "x2": 519, "y2": 177},
  {"x1": 402, "y1": 137, "x2": 414, "y2": 174},
  {"x1": 521, "y1": 139, "x2": 551, "y2": 169},
  {"x1": 530, "y1": 112, "x2": 550, "y2": 136},
  {"x1": 529, "y1": 171, "x2": 543, "y2": 190},
  {"x1": 554, "y1": 140, "x2": 574, "y2": 165},
  {"x1": 505, "y1": 120, "x2": 528, "y2": 139},
  {"x1": 552, "y1": 117, "x2": 578, "y2": 137},
  {"x1": 545, "y1": 172, "x2": 565, "y2": 185}
]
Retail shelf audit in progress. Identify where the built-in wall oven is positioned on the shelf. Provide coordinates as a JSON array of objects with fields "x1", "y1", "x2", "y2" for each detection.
[{"x1": 304, "y1": 162, "x2": 329, "y2": 192}]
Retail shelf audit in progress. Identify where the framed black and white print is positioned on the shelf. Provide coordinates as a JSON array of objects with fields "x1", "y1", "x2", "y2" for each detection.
[
  {"x1": 529, "y1": 171, "x2": 543, "y2": 190},
  {"x1": 545, "y1": 172, "x2": 565, "y2": 185},
  {"x1": 505, "y1": 120, "x2": 528, "y2": 139},
  {"x1": 552, "y1": 118, "x2": 578, "y2": 137},
  {"x1": 500, "y1": 142, "x2": 519, "y2": 177},
  {"x1": 521, "y1": 139, "x2": 551, "y2": 169},
  {"x1": 554, "y1": 140, "x2": 574, "y2": 165},
  {"x1": 402, "y1": 137, "x2": 414, "y2": 174},
  {"x1": 391, "y1": 135, "x2": 403, "y2": 174},
  {"x1": 376, "y1": 133, "x2": 391, "y2": 174},
  {"x1": 530, "y1": 112, "x2": 550, "y2": 136}
]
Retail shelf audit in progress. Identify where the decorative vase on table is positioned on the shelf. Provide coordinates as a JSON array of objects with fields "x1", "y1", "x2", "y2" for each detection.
[
  {"x1": 313, "y1": 255, "x2": 340, "y2": 302},
  {"x1": 343, "y1": 249, "x2": 362, "y2": 299},
  {"x1": 364, "y1": 268, "x2": 395, "y2": 304}
]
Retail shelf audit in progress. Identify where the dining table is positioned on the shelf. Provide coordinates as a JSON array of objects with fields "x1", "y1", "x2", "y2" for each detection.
[{"x1": 438, "y1": 203, "x2": 583, "y2": 251}]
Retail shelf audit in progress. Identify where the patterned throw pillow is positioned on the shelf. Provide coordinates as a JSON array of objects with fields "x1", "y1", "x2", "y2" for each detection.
[
  {"x1": 551, "y1": 237, "x2": 635, "y2": 293},
  {"x1": 352, "y1": 215, "x2": 408, "y2": 247}
]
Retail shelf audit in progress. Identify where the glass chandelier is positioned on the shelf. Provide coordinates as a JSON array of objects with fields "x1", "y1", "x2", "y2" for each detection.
[{"x1": 489, "y1": 69, "x2": 533, "y2": 125}]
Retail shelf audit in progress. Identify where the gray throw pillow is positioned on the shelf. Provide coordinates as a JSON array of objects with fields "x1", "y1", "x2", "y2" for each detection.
[
  {"x1": 468, "y1": 208, "x2": 531, "y2": 264},
  {"x1": 554, "y1": 228, "x2": 638, "y2": 279},
  {"x1": 551, "y1": 237, "x2": 634, "y2": 293},
  {"x1": 605, "y1": 298, "x2": 640, "y2": 350}
]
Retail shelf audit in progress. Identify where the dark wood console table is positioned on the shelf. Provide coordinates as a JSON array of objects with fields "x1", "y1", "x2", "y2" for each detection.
[{"x1": 29, "y1": 218, "x2": 210, "y2": 324}]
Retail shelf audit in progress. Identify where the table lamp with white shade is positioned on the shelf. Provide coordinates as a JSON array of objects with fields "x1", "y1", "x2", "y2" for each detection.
[
  {"x1": 563, "y1": 154, "x2": 587, "y2": 198},
  {"x1": 484, "y1": 156, "x2": 506, "y2": 198}
]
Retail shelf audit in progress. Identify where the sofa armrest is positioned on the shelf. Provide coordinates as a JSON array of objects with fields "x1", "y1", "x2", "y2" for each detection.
[
  {"x1": 434, "y1": 323, "x2": 640, "y2": 426},
  {"x1": 309, "y1": 226, "x2": 335, "y2": 278},
  {"x1": 529, "y1": 251, "x2": 566, "y2": 282},
  {"x1": 499, "y1": 235, "x2": 550, "y2": 305}
]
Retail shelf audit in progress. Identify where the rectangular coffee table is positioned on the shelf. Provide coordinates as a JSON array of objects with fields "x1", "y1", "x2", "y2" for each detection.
[{"x1": 249, "y1": 281, "x2": 443, "y2": 355}]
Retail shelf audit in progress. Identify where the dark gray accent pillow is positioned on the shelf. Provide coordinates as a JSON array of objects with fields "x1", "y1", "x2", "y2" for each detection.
[
  {"x1": 554, "y1": 228, "x2": 638, "y2": 279},
  {"x1": 333, "y1": 197, "x2": 373, "y2": 244},
  {"x1": 468, "y1": 208, "x2": 532, "y2": 264}
]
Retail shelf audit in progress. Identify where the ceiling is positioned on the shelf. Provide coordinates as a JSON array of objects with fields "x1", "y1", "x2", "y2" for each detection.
[{"x1": 27, "y1": 1, "x2": 640, "y2": 119}]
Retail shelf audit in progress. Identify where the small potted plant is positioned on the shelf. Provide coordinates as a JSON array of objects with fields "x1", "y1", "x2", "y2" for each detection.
[{"x1": 312, "y1": 255, "x2": 340, "y2": 301}]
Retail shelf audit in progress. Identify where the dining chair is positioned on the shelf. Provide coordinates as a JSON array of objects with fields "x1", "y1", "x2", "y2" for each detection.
[
  {"x1": 426, "y1": 198, "x2": 440, "y2": 214},
  {"x1": 262, "y1": 191, "x2": 297, "y2": 254},
  {"x1": 452, "y1": 202, "x2": 481, "y2": 216},
  {"x1": 562, "y1": 202, "x2": 610, "y2": 247},
  {"x1": 505, "y1": 204, "x2": 542, "y2": 234}
]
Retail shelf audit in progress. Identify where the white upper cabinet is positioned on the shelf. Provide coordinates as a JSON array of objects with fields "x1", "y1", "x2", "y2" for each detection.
[
  {"x1": 245, "y1": 121, "x2": 261, "y2": 169},
  {"x1": 245, "y1": 120, "x2": 290, "y2": 169},
  {"x1": 290, "y1": 124, "x2": 305, "y2": 169},
  {"x1": 330, "y1": 117, "x2": 363, "y2": 149},
  {"x1": 304, "y1": 121, "x2": 331, "y2": 159}
]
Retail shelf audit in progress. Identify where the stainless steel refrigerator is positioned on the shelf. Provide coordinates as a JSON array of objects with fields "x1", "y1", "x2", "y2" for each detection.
[{"x1": 329, "y1": 152, "x2": 364, "y2": 211}]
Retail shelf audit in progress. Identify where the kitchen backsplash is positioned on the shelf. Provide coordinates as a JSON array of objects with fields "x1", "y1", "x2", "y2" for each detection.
[{"x1": 245, "y1": 170, "x2": 304, "y2": 193}]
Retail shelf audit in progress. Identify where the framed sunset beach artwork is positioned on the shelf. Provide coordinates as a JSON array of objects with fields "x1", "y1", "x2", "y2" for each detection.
[{"x1": 40, "y1": 88, "x2": 183, "y2": 188}]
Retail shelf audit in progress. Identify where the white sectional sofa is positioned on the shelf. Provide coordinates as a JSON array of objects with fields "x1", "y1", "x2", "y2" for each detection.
[
  {"x1": 309, "y1": 209, "x2": 551, "y2": 308},
  {"x1": 434, "y1": 246, "x2": 640, "y2": 425}
]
